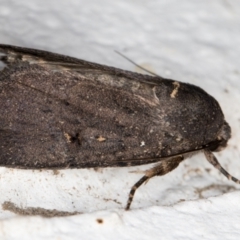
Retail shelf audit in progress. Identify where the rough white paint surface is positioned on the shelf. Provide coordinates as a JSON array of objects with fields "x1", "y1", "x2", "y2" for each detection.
[{"x1": 0, "y1": 0, "x2": 240, "y2": 239}]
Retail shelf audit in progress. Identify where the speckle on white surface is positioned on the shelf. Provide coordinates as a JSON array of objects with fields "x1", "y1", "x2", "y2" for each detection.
[{"x1": 0, "y1": 0, "x2": 240, "y2": 239}]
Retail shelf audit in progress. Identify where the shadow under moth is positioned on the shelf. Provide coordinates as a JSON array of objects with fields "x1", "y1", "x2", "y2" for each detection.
[{"x1": 0, "y1": 44, "x2": 239, "y2": 210}]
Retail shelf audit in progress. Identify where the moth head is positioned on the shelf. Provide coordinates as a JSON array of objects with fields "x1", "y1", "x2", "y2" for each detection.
[{"x1": 208, "y1": 121, "x2": 231, "y2": 152}]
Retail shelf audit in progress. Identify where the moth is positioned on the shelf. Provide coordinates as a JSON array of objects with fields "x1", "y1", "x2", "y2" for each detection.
[{"x1": 0, "y1": 44, "x2": 239, "y2": 210}]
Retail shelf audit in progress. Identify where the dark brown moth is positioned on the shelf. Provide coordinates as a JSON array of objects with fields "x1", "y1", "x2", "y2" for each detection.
[{"x1": 0, "y1": 44, "x2": 239, "y2": 210}]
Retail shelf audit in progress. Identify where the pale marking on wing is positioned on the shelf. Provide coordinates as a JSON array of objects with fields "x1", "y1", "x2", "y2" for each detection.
[
  {"x1": 97, "y1": 136, "x2": 106, "y2": 142},
  {"x1": 170, "y1": 81, "x2": 180, "y2": 98}
]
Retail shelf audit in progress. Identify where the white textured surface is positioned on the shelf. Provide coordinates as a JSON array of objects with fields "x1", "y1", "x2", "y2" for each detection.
[{"x1": 0, "y1": 0, "x2": 240, "y2": 239}]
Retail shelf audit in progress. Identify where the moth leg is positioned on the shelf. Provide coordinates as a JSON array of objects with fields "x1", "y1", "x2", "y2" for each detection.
[
  {"x1": 204, "y1": 149, "x2": 240, "y2": 184},
  {"x1": 125, "y1": 155, "x2": 185, "y2": 210}
]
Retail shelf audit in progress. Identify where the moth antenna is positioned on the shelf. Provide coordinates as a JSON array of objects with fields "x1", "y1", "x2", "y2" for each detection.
[
  {"x1": 114, "y1": 50, "x2": 161, "y2": 77},
  {"x1": 204, "y1": 149, "x2": 240, "y2": 184}
]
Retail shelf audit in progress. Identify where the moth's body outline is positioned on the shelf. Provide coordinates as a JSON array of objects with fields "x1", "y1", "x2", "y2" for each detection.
[{"x1": 0, "y1": 44, "x2": 238, "y2": 210}]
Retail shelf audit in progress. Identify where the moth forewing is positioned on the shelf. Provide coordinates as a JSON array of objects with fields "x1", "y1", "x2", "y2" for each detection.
[{"x1": 0, "y1": 44, "x2": 239, "y2": 210}]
